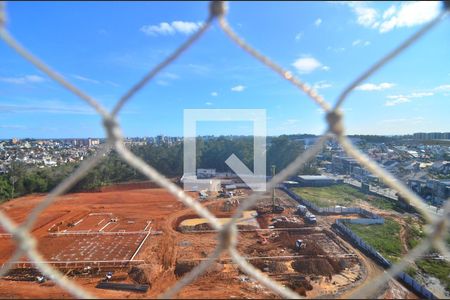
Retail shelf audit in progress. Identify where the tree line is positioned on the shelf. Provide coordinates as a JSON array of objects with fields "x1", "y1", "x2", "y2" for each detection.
[{"x1": 0, "y1": 135, "x2": 318, "y2": 202}]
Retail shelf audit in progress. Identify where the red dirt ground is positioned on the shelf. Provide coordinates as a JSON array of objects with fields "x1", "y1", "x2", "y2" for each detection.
[
  {"x1": 0, "y1": 187, "x2": 189, "y2": 292},
  {"x1": 0, "y1": 186, "x2": 279, "y2": 299},
  {"x1": 0, "y1": 185, "x2": 419, "y2": 299}
]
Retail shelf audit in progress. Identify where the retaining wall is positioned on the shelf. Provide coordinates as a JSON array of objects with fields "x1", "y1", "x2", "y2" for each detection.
[
  {"x1": 280, "y1": 184, "x2": 437, "y2": 300},
  {"x1": 279, "y1": 186, "x2": 381, "y2": 218},
  {"x1": 334, "y1": 220, "x2": 436, "y2": 300}
]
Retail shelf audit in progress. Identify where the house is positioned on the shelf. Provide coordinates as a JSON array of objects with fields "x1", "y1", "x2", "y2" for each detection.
[
  {"x1": 427, "y1": 179, "x2": 450, "y2": 205},
  {"x1": 196, "y1": 168, "x2": 216, "y2": 179},
  {"x1": 431, "y1": 161, "x2": 450, "y2": 175},
  {"x1": 294, "y1": 175, "x2": 336, "y2": 187},
  {"x1": 181, "y1": 176, "x2": 221, "y2": 192},
  {"x1": 331, "y1": 156, "x2": 359, "y2": 175}
]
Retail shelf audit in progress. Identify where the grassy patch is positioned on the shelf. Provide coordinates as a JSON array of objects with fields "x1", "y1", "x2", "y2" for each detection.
[
  {"x1": 291, "y1": 184, "x2": 398, "y2": 211},
  {"x1": 405, "y1": 265, "x2": 418, "y2": 277},
  {"x1": 347, "y1": 219, "x2": 402, "y2": 263},
  {"x1": 416, "y1": 259, "x2": 450, "y2": 292},
  {"x1": 405, "y1": 216, "x2": 425, "y2": 250}
]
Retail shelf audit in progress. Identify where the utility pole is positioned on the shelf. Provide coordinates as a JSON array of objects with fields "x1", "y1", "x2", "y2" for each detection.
[{"x1": 271, "y1": 165, "x2": 276, "y2": 207}]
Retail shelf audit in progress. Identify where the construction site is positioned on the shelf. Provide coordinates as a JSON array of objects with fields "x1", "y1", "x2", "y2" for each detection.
[{"x1": 0, "y1": 182, "x2": 419, "y2": 298}]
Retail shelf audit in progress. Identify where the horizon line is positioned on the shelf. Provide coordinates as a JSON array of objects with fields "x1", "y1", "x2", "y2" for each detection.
[{"x1": 2, "y1": 132, "x2": 450, "y2": 141}]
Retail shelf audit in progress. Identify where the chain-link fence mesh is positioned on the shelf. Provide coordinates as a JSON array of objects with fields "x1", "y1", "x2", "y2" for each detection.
[{"x1": 0, "y1": 1, "x2": 449, "y2": 299}]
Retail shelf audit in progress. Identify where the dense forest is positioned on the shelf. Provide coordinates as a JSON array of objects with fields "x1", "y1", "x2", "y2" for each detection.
[{"x1": 0, "y1": 135, "x2": 318, "y2": 202}]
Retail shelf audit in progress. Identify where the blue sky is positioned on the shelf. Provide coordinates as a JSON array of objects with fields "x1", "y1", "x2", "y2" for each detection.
[{"x1": 0, "y1": 1, "x2": 449, "y2": 138}]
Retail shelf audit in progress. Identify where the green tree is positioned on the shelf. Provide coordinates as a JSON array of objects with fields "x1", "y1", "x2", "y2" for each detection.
[{"x1": 0, "y1": 176, "x2": 13, "y2": 202}]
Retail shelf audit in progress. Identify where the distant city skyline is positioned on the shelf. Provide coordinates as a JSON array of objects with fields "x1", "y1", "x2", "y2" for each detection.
[
  {"x1": 2, "y1": 131, "x2": 450, "y2": 141},
  {"x1": 1, "y1": 1, "x2": 449, "y2": 138}
]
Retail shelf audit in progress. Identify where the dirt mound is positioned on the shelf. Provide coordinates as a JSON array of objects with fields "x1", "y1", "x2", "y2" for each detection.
[
  {"x1": 273, "y1": 231, "x2": 319, "y2": 250},
  {"x1": 3, "y1": 268, "x2": 41, "y2": 282},
  {"x1": 251, "y1": 260, "x2": 268, "y2": 272},
  {"x1": 268, "y1": 261, "x2": 288, "y2": 273},
  {"x1": 286, "y1": 276, "x2": 313, "y2": 296},
  {"x1": 237, "y1": 224, "x2": 259, "y2": 230},
  {"x1": 174, "y1": 261, "x2": 224, "y2": 277},
  {"x1": 251, "y1": 260, "x2": 288, "y2": 274},
  {"x1": 291, "y1": 258, "x2": 335, "y2": 276},
  {"x1": 129, "y1": 266, "x2": 150, "y2": 285},
  {"x1": 273, "y1": 231, "x2": 299, "y2": 248},
  {"x1": 175, "y1": 261, "x2": 198, "y2": 277},
  {"x1": 245, "y1": 243, "x2": 279, "y2": 256},
  {"x1": 273, "y1": 221, "x2": 303, "y2": 228}
]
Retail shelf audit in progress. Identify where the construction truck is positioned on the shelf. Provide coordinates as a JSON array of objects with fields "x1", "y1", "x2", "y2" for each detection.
[
  {"x1": 105, "y1": 271, "x2": 113, "y2": 281},
  {"x1": 295, "y1": 239, "x2": 306, "y2": 250},
  {"x1": 272, "y1": 205, "x2": 284, "y2": 213},
  {"x1": 305, "y1": 212, "x2": 317, "y2": 224},
  {"x1": 296, "y1": 205, "x2": 307, "y2": 216},
  {"x1": 199, "y1": 191, "x2": 208, "y2": 200}
]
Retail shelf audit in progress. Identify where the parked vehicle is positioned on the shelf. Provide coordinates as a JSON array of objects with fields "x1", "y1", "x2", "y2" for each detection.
[
  {"x1": 296, "y1": 205, "x2": 307, "y2": 215},
  {"x1": 295, "y1": 239, "x2": 306, "y2": 249}
]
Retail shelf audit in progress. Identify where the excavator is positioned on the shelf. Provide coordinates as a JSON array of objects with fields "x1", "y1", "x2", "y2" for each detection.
[{"x1": 257, "y1": 232, "x2": 269, "y2": 245}]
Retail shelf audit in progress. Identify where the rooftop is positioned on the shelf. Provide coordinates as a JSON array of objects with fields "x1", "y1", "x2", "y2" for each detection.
[{"x1": 297, "y1": 175, "x2": 334, "y2": 181}]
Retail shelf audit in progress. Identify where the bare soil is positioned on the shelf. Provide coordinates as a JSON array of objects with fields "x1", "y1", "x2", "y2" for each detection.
[{"x1": 0, "y1": 185, "x2": 419, "y2": 298}]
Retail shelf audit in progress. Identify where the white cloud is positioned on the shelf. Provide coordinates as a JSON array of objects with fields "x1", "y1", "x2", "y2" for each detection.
[
  {"x1": 352, "y1": 39, "x2": 371, "y2": 47},
  {"x1": 352, "y1": 3, "x2": 379, "y2": 28},
  {"x1": 140, "y1": 21, "x2": 202, "y2": 36},
  {"x1": 295, "y1": 32, "x2": 303, "y2": 41},
  {"x1": 161, "y1": 72, "x2": 179, "y2": 79},
  {"x1": 211, "y1": 92, "x2": 218, "y2": 97},
  {"x1": 205, "y1": 102, "x2": 213, "y2": 106},
  {"x1": 385, "y1": 97, "x2": 410, "y2": 106},
  {"x1": 379, "y1": 1, "x2": 440, "y2": 33},
  {"x1": 314, "y1": 18, "x2": 322, "y2": 27},
  {"x1": 155, "y1": 73, "x2": 179, "y2": 86},
  {"x1": 0, "y1": 125, "x2": 27, "y2": 129},
  {"x1": 380, "y1": 117, "x2": 424, "y2": 124},
  {"x1": 327, "y1": 46, "x2": 346, "y2": 53},
  {"x1": 72, "y1": 74, "x2": 99, "y2": 84},
  {"x1": 187, "y1": 64, "x2": 211, "y2": 75},
  {"x1": 355, "y1": 82, "x2": 395, "y2": 91},
  {"x1": 0, "y1": 101, "x2": 95, "y2": 115},
  {"x1": 25, "y1": 75, "x2": 45, "y2": 83},
  {"x1": 434, "y1": 84, "x2": 450, "y2": 91},
  {"x1": 292, "y1": 56, "x2": 324, "y2": 74},
  {"x1": 171, "y1": 21, "x2": 203, "y2": 34},
  {"x1": 156, "y1": 80, "x2": 169, "y2": 86},
  {"x1": 105, "y1": 80, "x2": 120, "y2": 87},
  {"x1": 0, "y1": 75, "x2": 45, "y2": 84},
  {"x1": 385, "y1": 91, "x2": 433, "y2": 106},
  {"x1": 321, "y1": 65, "x2": 330, "y2": 71},
  {"x1": 337, "y1": 1, "x2": 441, "y2": 33},
  {"x1": 141, "y1": 22, "x2": 174, "y2": 36},
  {"x1": 387, "y1": 92, "x2": 433, "y2": 99},
  {"x1": 383, "y1": 5, "x2": 397, "y2": 20},
  {"x1": 313, "y1": 81, "x2": 332, "y2": 90},
  {"x1": 231, "y1": 85, "x2": 245, "y2": 92},
  {"x1": 409, "y1": 92, "x2": 434, "y2": 98}
]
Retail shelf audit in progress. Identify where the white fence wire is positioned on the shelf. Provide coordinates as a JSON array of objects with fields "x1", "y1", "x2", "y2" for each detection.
[{"x1": 0, "y1": 1, "x2": 449, "y2": 299}]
